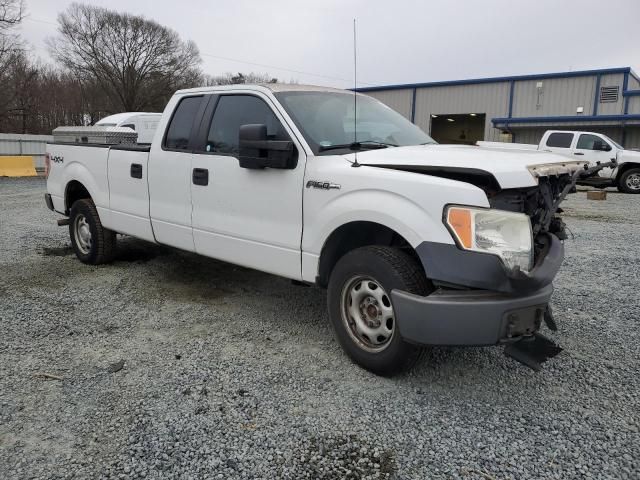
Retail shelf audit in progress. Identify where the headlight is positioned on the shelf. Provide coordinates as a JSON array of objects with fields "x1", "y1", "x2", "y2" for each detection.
[{"x1": 445, "y1": 206, "x2": 533, "y2": 272}]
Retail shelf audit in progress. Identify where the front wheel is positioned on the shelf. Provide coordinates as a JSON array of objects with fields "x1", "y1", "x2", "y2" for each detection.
[
  {"x1": 617, "y1": 168, "x2": 640, "y2": 194},
  {"x1": 69, "y1": 199, "x2": 117, "y2": 264},
  {"x1": 327, "y1": 246, "x2": 432, "y2": 376}
]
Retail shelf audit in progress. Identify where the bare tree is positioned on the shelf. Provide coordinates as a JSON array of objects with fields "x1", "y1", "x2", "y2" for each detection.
[
  {"x1": 0, "y1": 0, "x2": 24, "y2": 63},
  {"x1": 0, "y1": 0, "x2": 24, "y2": 35},
  {"x1": 204, "y1": 72, "x2": 278, "y2": 86},
  {"x1": 48, "y1": 3, "x2": 202, "y2": 113}
]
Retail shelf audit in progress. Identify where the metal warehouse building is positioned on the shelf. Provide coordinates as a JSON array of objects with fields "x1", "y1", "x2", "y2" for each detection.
[{"x1": 357, "y1": 67, "x2": 640, "y2": 149}]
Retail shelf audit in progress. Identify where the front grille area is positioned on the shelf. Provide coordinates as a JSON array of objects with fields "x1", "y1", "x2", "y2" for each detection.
[{"x1": 488, "y1": 174, "x2": 572, "y2": 260}]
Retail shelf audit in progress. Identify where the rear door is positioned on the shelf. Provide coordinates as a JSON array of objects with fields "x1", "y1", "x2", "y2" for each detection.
[
  {"x1": 190, "y1": 92, "x2": 306, "y2": 279},
  {"x1": 106, "y1": 146, "x2": 154, "y2": 241},
  {"x1": 148, "y1": 95, "x2": 208, "y2": 251},
  {"x1": 542, "y1": 132, "x2": 575, "y2": 157}
]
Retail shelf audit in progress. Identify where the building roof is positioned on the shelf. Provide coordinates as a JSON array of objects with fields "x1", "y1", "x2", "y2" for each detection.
[{"x1": 355, "y1": 67, "x2": 640, "y2": 93}]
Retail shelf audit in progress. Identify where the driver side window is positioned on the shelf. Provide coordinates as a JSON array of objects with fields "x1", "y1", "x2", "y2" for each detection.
[
  {"x1": 577, "y1": 134, "x2": 608, "y2": 151},
  {"x1": 205, "y1": 95, "x2": 289, "y2": 155}
]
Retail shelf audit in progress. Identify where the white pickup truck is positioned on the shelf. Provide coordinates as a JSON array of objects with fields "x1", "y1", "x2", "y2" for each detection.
[
  {"x1": 479, "y1": 130, "x2": 640, "y2": 193},
  {"x1": 45, "y1": 84, "x2": 596, "y2": 374}
]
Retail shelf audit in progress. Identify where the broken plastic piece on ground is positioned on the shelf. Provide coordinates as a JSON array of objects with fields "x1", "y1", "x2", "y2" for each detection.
[{"x1": 503, "y1": 333, "x2": 562, "y2": 371}]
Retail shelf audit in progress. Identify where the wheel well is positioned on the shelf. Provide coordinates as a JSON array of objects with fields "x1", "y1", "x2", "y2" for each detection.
[
  {"x1": 65, "y1": 181, "x2": 91, "y2": 213},
  {"x1": 316, "y1": 221, "x2": 422, "y2": 288},
  {"x1": 617, "y1": 163, "x2": 640, "y2": 179}
]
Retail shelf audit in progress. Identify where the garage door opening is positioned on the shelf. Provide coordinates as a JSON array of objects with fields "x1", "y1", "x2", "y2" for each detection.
[{"x1": 430, "y1": 113, "x2": 486, "y2": 145}]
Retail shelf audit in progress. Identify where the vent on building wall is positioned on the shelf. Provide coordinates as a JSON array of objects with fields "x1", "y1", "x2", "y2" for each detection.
[{"x1": 599, "y1": 86, "x2": 619, "y2": 103}]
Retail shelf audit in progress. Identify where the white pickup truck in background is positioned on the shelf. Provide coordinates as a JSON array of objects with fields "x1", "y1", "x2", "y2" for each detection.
[
  {"x1": 95, "y1": 112, "x2": 162, "y2": 144},
  {"x1": 478, "y1": 130, "x2": 640, "y2": 193},
  {"x1": 44, "y1": 84, "x2": 603, "y2": 374}
]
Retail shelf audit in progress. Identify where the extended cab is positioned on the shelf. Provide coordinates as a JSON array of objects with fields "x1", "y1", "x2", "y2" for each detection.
[
  {"x1": 478, "y1": 130, "x2": 640, "y2": 193},
  {"x1": 45, "y1": 85, "x2": 590, "y2": 374}
]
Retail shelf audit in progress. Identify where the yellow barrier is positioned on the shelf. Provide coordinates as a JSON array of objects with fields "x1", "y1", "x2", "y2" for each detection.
[{"x1": 0, "y1": 156, "x2": 37, "y2": 177}]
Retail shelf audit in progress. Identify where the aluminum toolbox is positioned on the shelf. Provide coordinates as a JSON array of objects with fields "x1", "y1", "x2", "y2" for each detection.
[{"x1": 52, "y1": 126, "x2": 138, "y2": 145}]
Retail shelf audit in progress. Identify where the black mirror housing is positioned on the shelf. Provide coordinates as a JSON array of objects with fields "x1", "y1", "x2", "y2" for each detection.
[{"x1": 238, "y1": 124, "x2": 297, "y2": 169}]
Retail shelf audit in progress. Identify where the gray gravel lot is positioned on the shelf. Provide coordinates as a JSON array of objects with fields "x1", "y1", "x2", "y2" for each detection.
[{"x1": 1, "y1": 177, "x2": 638, "y2": 480}]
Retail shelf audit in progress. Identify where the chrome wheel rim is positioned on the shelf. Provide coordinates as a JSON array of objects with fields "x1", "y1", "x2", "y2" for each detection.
[
  {"x1": 74, "y1": 214, "x2": 92, "y2": 255},
  {"x1": 340, "y1": 275, "x2": 395, "y2": 353},
  {"x1": 625, "y1": 173, "x2": 640, "y2": 191}
]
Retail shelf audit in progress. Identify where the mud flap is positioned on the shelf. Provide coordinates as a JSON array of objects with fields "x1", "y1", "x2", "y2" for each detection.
[{"x1": 503, "y1": 333, "x2": 562, "y2": 371}]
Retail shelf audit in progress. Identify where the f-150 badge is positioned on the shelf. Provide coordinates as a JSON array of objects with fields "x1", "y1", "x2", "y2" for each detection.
[{"x1": 306, "y1": 180, "x2": 341, "y2": 190}]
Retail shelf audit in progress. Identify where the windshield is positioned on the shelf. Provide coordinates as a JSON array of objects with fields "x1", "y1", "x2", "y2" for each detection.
[
  {"x1": 275, "y1": 91, "x2": 436, "y2": 155},
  {"x1": 603, "y1": 134, "x2": 623, "y2": 150}
]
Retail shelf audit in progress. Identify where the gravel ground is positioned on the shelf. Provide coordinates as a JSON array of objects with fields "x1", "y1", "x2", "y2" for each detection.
[{"x1": 1, "y1": 177, "x2": 638, "y2": 480}]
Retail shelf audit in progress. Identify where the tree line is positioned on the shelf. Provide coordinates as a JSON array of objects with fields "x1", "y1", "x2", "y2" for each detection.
[{"x1": 0, "y1": 1, "x2": 281, "y2": 135}]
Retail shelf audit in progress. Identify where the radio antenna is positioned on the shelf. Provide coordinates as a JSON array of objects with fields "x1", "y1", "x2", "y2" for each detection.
[{"x1": 352, "y1": 18, "x2": 360, "y2": 167}]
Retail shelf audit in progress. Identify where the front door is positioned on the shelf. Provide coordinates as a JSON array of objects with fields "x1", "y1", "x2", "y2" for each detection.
[
  {"x1": 574, "y1": 133, "x2": 616, "y2": 178},
  {"x1": 190, "y1": 93, "x2": 306, "y2": 279}
]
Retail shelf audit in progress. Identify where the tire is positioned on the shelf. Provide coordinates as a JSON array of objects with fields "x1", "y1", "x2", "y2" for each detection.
[
  {"x1": 327, "y1": 246, "x2": 432, "y2": 376},
  {"x1": 617, "y1": 168, "x2": 640, "y2": 194},
  {"x1": 69, "y1": 199, "x2": 117, "y2": 264}
]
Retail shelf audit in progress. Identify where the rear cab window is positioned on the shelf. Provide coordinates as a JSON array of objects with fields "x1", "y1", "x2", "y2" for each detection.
[
  {"x1": 163, "y1": 96, "x2": 204, "y2": 151},
  {"x1": 545, "y1": 132, "x2": 574, "y2": 148}
]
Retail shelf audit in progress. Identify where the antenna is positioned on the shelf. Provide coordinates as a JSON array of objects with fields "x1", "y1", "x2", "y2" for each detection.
[{"x1": 352, "y1": 18, "x2": 360, "y2": 167}]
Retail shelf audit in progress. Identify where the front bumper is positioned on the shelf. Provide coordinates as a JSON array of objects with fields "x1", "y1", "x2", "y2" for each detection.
[
  {"x1": 392, "y1": 233, "x2": 563, "y2": 346},
  {"x1": 415, "y1": 233, "x2": 564, "y2": 294},
  {"x1": 392, "y1": 285, "x2": 552, "y2": 346}
]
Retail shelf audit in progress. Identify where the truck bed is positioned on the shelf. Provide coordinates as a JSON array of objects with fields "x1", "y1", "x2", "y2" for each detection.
[
  {"x1": 51, "y1": 142, "x2": 151, "y2": 152},
  {"x1": 46, "y1": 141, "x2": 153, "y2": 241}
]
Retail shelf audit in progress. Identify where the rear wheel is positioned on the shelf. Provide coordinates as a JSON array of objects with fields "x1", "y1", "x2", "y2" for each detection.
[
  {"x1": 327, "y1": 246, "x2": 432, "y2": 375},
  {"x1": 617, "y1": 168, "x2": 640, "y2": 194},
  {"x1": 69, "y1": 199, "x2": 116, "y2": 264}
]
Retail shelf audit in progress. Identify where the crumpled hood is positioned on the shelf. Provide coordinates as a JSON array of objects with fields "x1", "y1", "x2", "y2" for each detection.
[{"x1": 347, "y1": 144, "x2": 581, "y2": 189}]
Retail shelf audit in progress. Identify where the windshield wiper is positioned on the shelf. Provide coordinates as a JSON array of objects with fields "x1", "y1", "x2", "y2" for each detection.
[{"x1": 318, "y1": 140, "x2": 398, "y2": 152}]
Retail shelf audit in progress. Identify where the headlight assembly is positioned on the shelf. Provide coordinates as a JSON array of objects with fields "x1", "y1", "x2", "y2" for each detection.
[{"x1": 445, "y1": 206, "x2": 533, "y2": 272}]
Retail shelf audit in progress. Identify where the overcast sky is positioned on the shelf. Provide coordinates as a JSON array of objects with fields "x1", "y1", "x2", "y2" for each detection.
[{"x1": 18, "y1": 0, "x2": 640, "y2": 89}]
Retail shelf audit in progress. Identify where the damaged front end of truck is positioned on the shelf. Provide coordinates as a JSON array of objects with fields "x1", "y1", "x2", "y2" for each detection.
[
  {"x1": 371, "y1": 156, "x2": 617, "y2": 371},
  {"x1": 482, "y1": 159, "x2": 618, "y2": 368}
]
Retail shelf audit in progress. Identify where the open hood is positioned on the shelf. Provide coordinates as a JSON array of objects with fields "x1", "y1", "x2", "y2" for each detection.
[{"x1": 347, "y1": 144, "x2": 582, "y2": 189}]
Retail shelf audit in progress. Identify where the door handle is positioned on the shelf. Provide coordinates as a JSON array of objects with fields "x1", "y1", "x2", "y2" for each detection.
[
  {"x1": 130, "y1": 163, "x2": 143, "y2": 179},
  {"x1": 573, "y1": 152, "x2": 584, "y2": 156},
  {"x1": 192, "y1": 168, "x2": 209, "y2": 186}
]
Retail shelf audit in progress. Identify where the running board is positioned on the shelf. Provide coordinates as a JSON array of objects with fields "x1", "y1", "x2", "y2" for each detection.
[
  {"x1": 503, "y1": 333, "x2": 562, "y2": 371},
  {"x1": 577, "y1": 177, "x2": 614, "y2": 188}
]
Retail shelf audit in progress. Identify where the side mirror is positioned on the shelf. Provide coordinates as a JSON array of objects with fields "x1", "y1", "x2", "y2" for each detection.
[
  {"x1": 593, "y1": 140, "x2": 611, "y2": 152},
  {"x1": 238, "y1": 124, "x2": 297, "y2": 169}
]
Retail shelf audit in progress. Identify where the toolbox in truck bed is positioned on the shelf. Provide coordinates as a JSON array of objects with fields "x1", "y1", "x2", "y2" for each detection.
[{"x1": 52, "y1": 126, "x2": 138, "y2": 145}]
